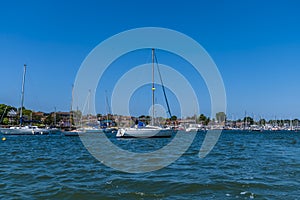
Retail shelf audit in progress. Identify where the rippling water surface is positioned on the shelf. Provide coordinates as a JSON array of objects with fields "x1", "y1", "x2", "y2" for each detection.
[{"x1": 0, "y1": 131, "x2": 299, "y2": 199}]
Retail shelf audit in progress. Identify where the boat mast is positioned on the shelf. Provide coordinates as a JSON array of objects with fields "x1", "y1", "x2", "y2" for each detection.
[
  {"x1": 0, "y1": 106, "x2": 8, "y2": 124},
  {"x1": 70, "y1": 84, "x2": 74, "y2": 129},
  {"x1": 152, "y1": 48, "x2": 155, "y2": 126},
  {"x1": 87, "y1": 89, "x2": 91, "y2": 126},
  {"x1": 20, "y1": 64, "x2": 27, "y2": 126},
  {"x1": 105, "y1": 90, "x2": 111, "y2": 127}
]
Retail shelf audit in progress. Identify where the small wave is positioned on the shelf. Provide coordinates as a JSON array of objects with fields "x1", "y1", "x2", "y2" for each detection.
[{"x1": 240, "y1": 191, "x2": 255, "y2": 199}]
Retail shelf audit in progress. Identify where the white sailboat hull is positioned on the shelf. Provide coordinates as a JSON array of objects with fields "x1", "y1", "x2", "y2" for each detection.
[
  {"x1": 1, "y1": 126, "x2": 50, "y2": 135},
  {"x1": 116, "y1": 126, "x2": 174, "y2": 138},
  {"x1": 78, "y1": 128, "x2": 105, "y2": 133},
  {"x1": 64, "y1": 127, "x2": 105, "y2": 136}
]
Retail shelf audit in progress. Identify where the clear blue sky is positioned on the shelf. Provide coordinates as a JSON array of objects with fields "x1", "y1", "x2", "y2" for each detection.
[{"x1": 1, "y1": 0, "x2": 300, "y2": 120}]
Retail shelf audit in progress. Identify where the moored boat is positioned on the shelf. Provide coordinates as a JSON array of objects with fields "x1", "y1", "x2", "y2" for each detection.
[
  {"x1": 2, "y1": 125, "x2": 50, "y2": 135},
  {"x1": 63, "y1": 127, "x2": 106, "y2": 136},
  {"x1": 116, "y1": 49, "x2": 174, "y2": 138},
  {"x1": 116, "y1": 125, "x2": 174, "y2": 138},
  {"x1": 1, "y1": 64, "x2": 50, "y2": 135}
]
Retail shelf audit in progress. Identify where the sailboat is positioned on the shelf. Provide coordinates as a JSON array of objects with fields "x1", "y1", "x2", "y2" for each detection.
[
  {"x1": 116, "y1": 49, "x2": 174, "y2": 138},
  {"x1": 64, "y1": 89, "x2": 105, "y2": 136},
  {"x1": 2, "y1": 64, "x2": 50, "y2": 135}
]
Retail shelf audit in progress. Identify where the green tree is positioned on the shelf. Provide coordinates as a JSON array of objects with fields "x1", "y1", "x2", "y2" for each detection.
[
  {"x1": 204, "y1": 117, "x2": 210, "y2": 125},
  {"x1": 21, "y1": 109, "x2": 32, "y2": 123},
  {"x1": 199, "y1": 114, "x2": 206, "y2": 121},
  {"x1": 170, "y1": 115, "x2": 177, "y2": 121},
  {"x1": 97, "y1": 113, "x2": 102, "y2": 120},
  {"x1": 43, "y1": 114, "x2": 53, "y2": 125},
  {"x1": 216, "y1": 112, "x2": 226, "y2": 123},
  {"x1": 145, "y1": 115, "x2": 151, "y2": 125},
  {"x1": 2, "y1": 117, "x2": 9, "y2": 125},
  {"x1": 244, "y1": 116, "x2": 254, "y2": 125},
  {"x1": 293, "y1": 119, "x2": 299, "y2": 126},
  {"x1": 198, "y1": 114, "x2": 207, "y2": 124},
  {"x1": 0, "y1": 104, "x2": 17, "y2": 124},
  {"x1": 259, "y1": 118, "x2": 266, "y2": 125}
]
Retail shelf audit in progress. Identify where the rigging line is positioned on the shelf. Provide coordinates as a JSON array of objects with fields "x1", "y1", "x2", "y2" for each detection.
[
  {"x1": 0, "y1": 106, "x2": 8, "y2": 124},
  {"x1": 105, "y1": 90, "x2": 111, "y2": 115},
  {"x1": 154, "y1": 52, "x2": 172, "y2": 118},
  {"x1": 80, "y1": 90, "x2": 91, "y2": 125}
]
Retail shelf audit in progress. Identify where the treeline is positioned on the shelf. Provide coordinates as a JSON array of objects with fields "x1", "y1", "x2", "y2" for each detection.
[
  {"x1": 1, "y1": 103, "x2": 299, "y2": 127},
  {"x1": 0, "y1": 104, "x2": 55, "y2": 126},
  {"x1": 177, "y1": 112, "x2": 300, "y2": 126},
  {"x1": 197, "y1": 112, "x2": 300, "y2": 126}
]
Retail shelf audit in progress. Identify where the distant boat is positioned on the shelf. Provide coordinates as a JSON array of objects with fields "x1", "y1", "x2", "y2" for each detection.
[
  {"x1": 64, "y1": 89, "x2": 105, "y2": 136},
  {"x1": 250, "y1": 125, "x2": 263, "y2": 132},
  {"x1": 63, "y1": 129, "x2": 81, "y2": 136},
  {"x1": 2, "y1": 125, "x2": 50, "y2": 135},
  {"x1": 185, "y1": 114, "x2": 202, "y2": 132},
  {"x1": 2, "y1": 64, "x2": 50, "y2": 135},
  {"x1": 185, "y1": 124, "x2": 201, "y2": 132},
  {"x1": 64, "y1": 127, "x2": 107, "y2": 136},
  {"x1": 116, "y1": 49, "x2": 174, "y2": 138}
]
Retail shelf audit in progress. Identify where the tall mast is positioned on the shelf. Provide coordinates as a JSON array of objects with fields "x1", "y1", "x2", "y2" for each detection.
[
  {"x1": 70, "y1": 84, "x2": 74, "y2": 129},
  {"x1": 87, "y1": 89, "x2": 91, "y2": 124},
  {"x1": 105, "y1": 90, "x2": 110, "y2": 127},
  {"x1": 151, "y1": 48, "x2": 155, "y2": 126},
  {"x1": 20, "y1": 64, "x2": 27, "y2": 126}
]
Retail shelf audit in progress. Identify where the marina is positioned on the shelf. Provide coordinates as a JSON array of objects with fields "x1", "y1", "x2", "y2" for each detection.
[{"x1": 1, "y1": 0, "x2": 300, "y2": 199}]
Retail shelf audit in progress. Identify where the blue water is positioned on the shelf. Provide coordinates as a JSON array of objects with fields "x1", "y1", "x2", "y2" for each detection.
[{"x1": 0, "y1": 131, "x2": 299, "y2": 199}]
